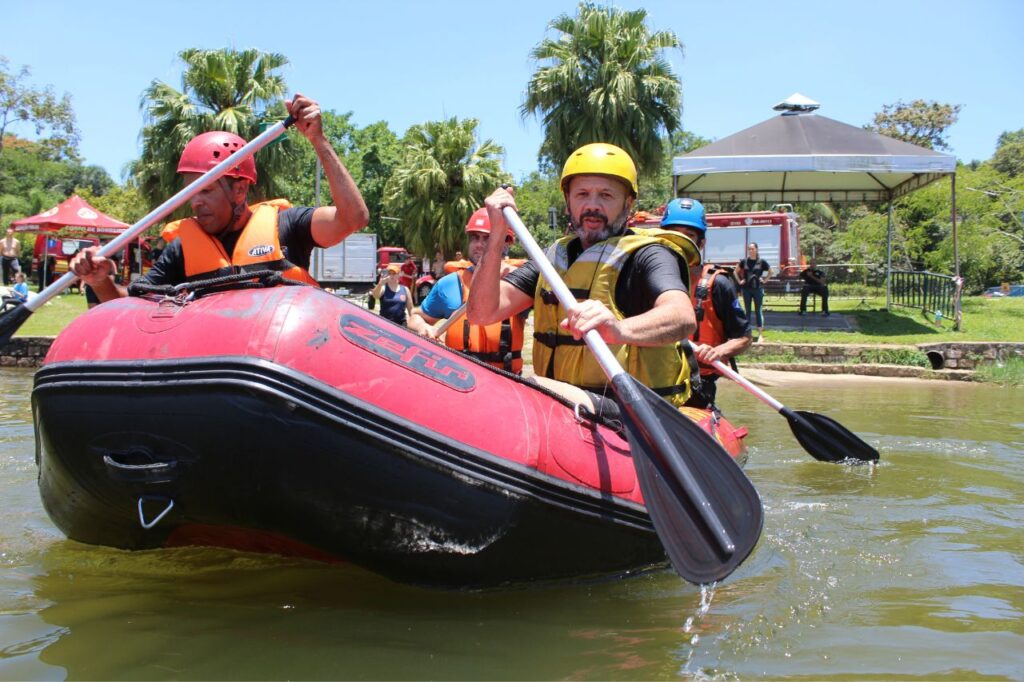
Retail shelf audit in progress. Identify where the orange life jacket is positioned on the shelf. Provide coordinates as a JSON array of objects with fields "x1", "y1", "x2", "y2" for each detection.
[
  {"x1": 690, "y1": 264, "x2": 730, "y2": 377},
  {"x1": 163, "y1": 199, "x2": 318, "y2": 286},
  {"x1": 444, "y1": 268, "x2": 525, "y2": 374},
  {"x1": 443, "y1": 259, "x2": 473, "y2": 274}
]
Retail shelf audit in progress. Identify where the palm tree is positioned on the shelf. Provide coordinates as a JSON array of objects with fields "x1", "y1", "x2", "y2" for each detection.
[
  {"x1": 522, "y1": 2, "x2": 683, "y2": 182},
  {"x1": 383, "y1": 118, "x2": 509, "y2": 257},
  {"x1": 132, "y1": 48, "x2": 295, "y2": 210}
]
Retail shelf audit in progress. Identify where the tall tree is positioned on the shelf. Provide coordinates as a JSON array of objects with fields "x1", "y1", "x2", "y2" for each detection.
[
  {"x1": 511, "y1": 169, "x2": 565, "y2": 255},
  {"x1": 132, "y1": 48, "x2": 295, "y2": 210},
  {"x1": 383, "y1": 118, "x2": 509, "y2": 257},
  {"x1": 522, "y1": 2, "x2": 683, "y2": 181},
  {"x1": 992, "y1": 128, "x2": 1024, "y2": 177},
  {"x1": 867, "y1": 99, "x2": 962, "y2": 151},
  {"x1": 279, "y1": 113, "x2": 403, "y2": 244},
  {"x1": 0, "y1": 56, "x2": 80, "y2": 161}
]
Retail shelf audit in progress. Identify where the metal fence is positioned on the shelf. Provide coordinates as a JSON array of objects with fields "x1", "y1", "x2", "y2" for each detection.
[{"x1": 889, "y1": 270, "x2": 963, "y2": 329}]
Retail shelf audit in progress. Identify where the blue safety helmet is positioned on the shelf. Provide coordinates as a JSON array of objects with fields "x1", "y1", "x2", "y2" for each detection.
[{"x1": 661, "y1": 198, "x2": 706, "y2": 233}]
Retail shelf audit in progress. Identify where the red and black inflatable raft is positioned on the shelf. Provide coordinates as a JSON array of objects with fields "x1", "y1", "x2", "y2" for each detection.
[{"x1": 33, "y1": 284, "x2": 748, "y2": 588}]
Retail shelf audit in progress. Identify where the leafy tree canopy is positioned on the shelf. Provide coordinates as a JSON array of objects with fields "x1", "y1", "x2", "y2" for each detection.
[
  {"x1": 280, "y1": 112, "x2": 403, "y2": 245},
  {"x1": 867, "y1": 99, "x2": 962, "y2": 151},
  {"x1": 383, "y1": 117, "x2": 509, "y2": 258},
  {"x1": 523, "y1": 2, "x2": 683, "y2": 180},
  {"x1": 0, "y1": 56, "x2": 80, "y2": 161},
  {"x1": 132, "y1": 48, "x2": 296, "y2": 212},
  {"x1": 0, "y1": 134, "x2": 113, "y2": 229},
  {"x1": 992, "y1": 128, "x2": 1024, "y2": 178}
]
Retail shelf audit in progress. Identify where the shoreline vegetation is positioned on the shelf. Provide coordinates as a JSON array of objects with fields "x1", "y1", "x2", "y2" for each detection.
[{"x1": 7, "y1": 289, "x2": 1023, "y2": 385}]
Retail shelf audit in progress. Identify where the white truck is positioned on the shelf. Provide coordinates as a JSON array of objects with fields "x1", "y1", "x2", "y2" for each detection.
[{"x1": 310, "y1": 232, "x2": 378, "y2": 287}]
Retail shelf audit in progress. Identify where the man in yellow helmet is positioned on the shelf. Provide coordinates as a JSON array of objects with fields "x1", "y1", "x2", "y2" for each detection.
[{"x1": 467, "y1": 143, "x2": 701, "y2": 415}]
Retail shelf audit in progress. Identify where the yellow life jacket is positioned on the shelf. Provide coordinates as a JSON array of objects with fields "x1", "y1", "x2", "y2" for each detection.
[
  {"x1": 445, "y1": 268, "x2": 525, "y2": 374},
  {"x1": 163, "y1": 199, "x2": 318, "y2": 286},
  {"x1": 532, "y1": 228, "x2": 700, "y2": 406}
]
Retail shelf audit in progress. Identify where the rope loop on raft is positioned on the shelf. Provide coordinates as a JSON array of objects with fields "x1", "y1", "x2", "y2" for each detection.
[{"x1": 128, "y1": 269, "x2": 307, "y2": 301}]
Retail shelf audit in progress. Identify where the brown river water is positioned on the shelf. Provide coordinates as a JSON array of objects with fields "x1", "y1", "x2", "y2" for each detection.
[{"x1": 1, "y1": 367, "x2": 1022, "y2": 680}]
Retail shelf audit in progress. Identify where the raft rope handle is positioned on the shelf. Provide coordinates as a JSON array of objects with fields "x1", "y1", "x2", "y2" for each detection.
[{"x1": 138, "y1": 496, "x2": 175, "y2": 530}]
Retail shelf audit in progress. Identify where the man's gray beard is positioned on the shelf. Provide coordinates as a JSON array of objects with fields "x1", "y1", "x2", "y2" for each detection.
[{"x1": 570, "y1": 207, "x2": 631, "y2": 249}]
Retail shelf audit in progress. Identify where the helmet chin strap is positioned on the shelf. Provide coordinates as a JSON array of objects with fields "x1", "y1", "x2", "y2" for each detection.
[{"x1": 217, "y1": 177, "x2": 248, "y2": 232}]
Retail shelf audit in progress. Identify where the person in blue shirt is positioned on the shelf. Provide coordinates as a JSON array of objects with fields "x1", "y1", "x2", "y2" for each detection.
[
  {"x1": 408, "y1": 208, "x2": 526, "y2": 374},
  {"x1": 2, "y1": 271, "x2": 29, "y2": 307}
]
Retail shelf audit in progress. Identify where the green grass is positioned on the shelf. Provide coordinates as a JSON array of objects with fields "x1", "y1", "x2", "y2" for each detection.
[
  {"x1": 972, "y1": 357, "x2": 1024, "y2": 386},
  {"x1": 9, "y1": 292, "x2": 1024, "y2": 348},
  {"x1": 13, "y1": 290, "x2": 89, "y2": 337},
  {"x1": 768, "y1": 296, "x2": 1024, "y2": 344}
]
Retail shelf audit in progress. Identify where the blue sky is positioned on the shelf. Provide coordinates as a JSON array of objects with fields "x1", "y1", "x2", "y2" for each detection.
[{"x1": 5, "y1": 0, "x2": 1022, "y2": 184}]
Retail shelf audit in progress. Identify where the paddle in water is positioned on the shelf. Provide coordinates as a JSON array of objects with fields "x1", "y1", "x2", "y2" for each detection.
[
  {"x1": 501, "y1": 207, "x2": 763, "y2": 584},
  {"x1": 0, "y1": 116, "x2": 296, "y2": 347},
  {"x1": 694, "y1": 345, "x2": 879, "y2": 463}
]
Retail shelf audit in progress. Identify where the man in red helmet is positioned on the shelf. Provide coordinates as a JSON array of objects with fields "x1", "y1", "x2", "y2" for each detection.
[
  {"x1": 70, "y1": 93, "x2": 369, "y2": 301},
  {"x1": 407, "y1": 207, "x2": 525, "y2": 374}
]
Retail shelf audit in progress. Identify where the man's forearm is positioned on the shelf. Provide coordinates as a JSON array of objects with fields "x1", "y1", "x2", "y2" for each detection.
[
  {"x1": 91, "y1": 276, "x2": 127, "y2": 302},
  {"x1": 616, "y1": 293, "x2": 695, "y2": 346},
  {"x1": 466, "y1": 232, "x2": 506, "y2": 325},
  {"x1": 313, "y1": 136, "x2": 369, "y2": 237},
  {"x1": 716, "y1": 334, "x2": 753, "y2": 360}
]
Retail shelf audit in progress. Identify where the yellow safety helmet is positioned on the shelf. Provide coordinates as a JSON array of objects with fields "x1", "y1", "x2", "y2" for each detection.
[{"x1": 560, "y1": 143, "x2": 638, "y2": 197}]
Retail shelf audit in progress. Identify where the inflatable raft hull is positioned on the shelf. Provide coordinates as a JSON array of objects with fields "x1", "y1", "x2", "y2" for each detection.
[{"x1": 33, "y1": 286, "x2": 747, "y2": 587}]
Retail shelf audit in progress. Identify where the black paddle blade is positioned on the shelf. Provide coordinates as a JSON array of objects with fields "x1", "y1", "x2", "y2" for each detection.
[
  {"x1": 612, "y1": 374, "x2": 764, "y2": 584},
  {"x1": 0, "y1": 301, "x2": 31, "y2": 346},
  {"x1": 783, "y1": 408, "x2": 879, "y2": 463}
]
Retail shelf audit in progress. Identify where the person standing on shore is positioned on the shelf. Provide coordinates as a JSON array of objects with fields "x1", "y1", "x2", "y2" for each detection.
[
  {"x1": 1, "y1": 228, "x2": 22, "y2": 285},
  {"x1": 737, "y1": 242, "x2": 772, "y2": 342},
  {"x1": 372, "y1": 265, "x2": 413, "y2": 326}
]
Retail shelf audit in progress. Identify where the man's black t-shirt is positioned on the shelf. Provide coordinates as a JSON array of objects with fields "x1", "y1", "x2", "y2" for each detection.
[
  {"x1": 141, "y1": 207, "x2": 316, "y2": 286},
  {"x1": 800, "y1": 267, "x2": 827, "y2": 287},
  {"x1": 739, "y1": 257, "x2": 771, "y2": 290},
  {"x1": 707, "y1": 273, "x2": 751, "y2": 341},
  {"x1": 503, "y1": 232, "x2": 690, "y2": 316}
]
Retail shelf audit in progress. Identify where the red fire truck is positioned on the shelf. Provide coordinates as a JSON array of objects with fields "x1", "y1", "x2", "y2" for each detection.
[{"x1": 631, "y1": 204, "x2": 804, "y2": 279}]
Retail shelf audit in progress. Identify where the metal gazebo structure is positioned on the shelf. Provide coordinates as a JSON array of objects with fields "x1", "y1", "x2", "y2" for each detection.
[{"x1": 672, "y1": 94, "x2": 961, "y2": 326}]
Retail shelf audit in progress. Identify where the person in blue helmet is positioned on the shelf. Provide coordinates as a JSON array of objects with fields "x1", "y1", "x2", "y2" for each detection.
[{"x1": 661, "y1": 198, "x2": 752, "y2": 409}]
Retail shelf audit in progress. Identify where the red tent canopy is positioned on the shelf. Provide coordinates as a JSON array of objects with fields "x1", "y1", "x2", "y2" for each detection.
[{"x1": 11, "y1": 195, "x2": 129, "y2": 235}]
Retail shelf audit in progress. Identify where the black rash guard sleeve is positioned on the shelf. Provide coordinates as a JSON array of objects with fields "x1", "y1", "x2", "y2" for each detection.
[
  {"x1": 710, "y1": 273, "x2": 752, "y2": 339},
  {"x1": 138, "y1": 206, "x2": 316, "y2": 287}
]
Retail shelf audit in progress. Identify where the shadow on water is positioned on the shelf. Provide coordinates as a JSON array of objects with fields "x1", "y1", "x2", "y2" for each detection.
[{"x1": 17, "y1": 542, "x2": 714, "y2": 681}]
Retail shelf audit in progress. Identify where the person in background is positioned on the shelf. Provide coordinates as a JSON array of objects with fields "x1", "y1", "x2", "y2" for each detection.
[
  {"x1": 799, "y1": 258, "x2": 830, "y2": 317},
  {"x1": 372, "y1": 264, "x2": 413, "y2": 326},
  {"x1": 2, "y1": 228, "x2": 22, "y2": 285},
  {"x1": 660, "y1": 198, "x2": 752, "y2": 409},
  {"x1": 737, "y1": 242, "x2": 772, "y2": 342},
  {"x1": 431, "y1": 250, "x2": 445, "y2": 278},
  {"x1": 467, "y1": 143, "x2": 700, "y2": 417},
  {"x1": 70, "y1": 93, "x2": 369, "y2": 300},
  {"x1": 2, "y1": 271, "x2": 29, "y2": 307},
  {"x1": 399, "y1": 256, "x2": 417, "y2": 292},
  {"x1": 408, "y1": 207, "x2": 525, "y2": 374}
]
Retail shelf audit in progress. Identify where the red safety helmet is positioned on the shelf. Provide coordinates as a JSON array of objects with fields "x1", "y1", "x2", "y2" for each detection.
[
  {"x1": 465, "y1": 207, "x2": 514, "y2": 242},
  {"x1": 177, "y1": 131, "x2": 257, "y2": 184}
]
